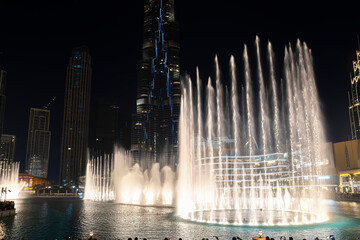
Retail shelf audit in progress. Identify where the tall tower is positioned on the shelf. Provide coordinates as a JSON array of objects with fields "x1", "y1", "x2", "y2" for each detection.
[
  {"x1": 349, "y1": 50, "x2": 360, "y2": 139},
  {"x1": 25, "y1": 108, "x2": 51, "y2": 178},
  {"x1": 131, "y1": 0, "x2": 180, "y2": 169},
  {"x1": 60, "y1": 46, "x2": 92, "y2": 185},
  {"x1": 0, "y1": 66, "x2": 6, "y2": 139}
]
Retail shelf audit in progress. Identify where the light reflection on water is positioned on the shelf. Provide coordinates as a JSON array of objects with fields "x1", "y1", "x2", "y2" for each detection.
[{"x1": 0, "y1": 198, "x2": 358, "y2": 240}]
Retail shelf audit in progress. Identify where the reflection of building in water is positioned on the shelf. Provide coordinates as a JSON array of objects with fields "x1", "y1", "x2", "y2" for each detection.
[
  {"x1": 0, "y1": 134, "x2": 16, "y2": 165},
  {"x1": 333, "y1": 139, "x2": 360, "y2": 193}
]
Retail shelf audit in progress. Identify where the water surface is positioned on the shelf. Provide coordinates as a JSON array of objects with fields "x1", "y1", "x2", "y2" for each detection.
[{"x1": 0, "y1": 198, "x2": 359, "y2": 240}]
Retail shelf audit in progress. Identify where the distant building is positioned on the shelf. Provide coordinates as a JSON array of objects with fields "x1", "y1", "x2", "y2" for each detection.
[
  {"x1": 0, "y1": 66, "x2": 6, "y2": 139},
  {"x1": 131, "y1": 0, "x2": 181, "y2": 169},
  {"x1": 25, "y1": 108, "x2": 51, "y2": 179},
  {"x1": 59, "y1": 46, "x2": 92, "y2": 185},
  {"x1": 349, "y1": 50, "x2": 360, "y2": 139},
  {"x1": 333, "y1": 139, "x2": 360, "y2": 193},
  {"x1": 95, "y1": 98, "x2": 119, "y2": 156},
  {"x1": 19, "y1": 173, "x2": 51, "y2": 193},
  {"x1": 94, "y1": 97, "x2": 131, "y2": 157},
  {"x1": 0, "y1": 134, "x2": 15, "y2": 165}
]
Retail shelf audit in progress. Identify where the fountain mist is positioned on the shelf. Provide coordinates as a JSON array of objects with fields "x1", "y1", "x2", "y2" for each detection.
[{"x1": 84, "y1": 148, "x2": 175, "y2": 206}]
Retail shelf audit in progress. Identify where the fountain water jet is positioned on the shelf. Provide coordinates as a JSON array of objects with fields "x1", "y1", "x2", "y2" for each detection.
[
  {"x1": 176, "y1": 38, "x2": 328, "y2": 226},
  {"x1": 0, "y1": 162, "x2": 25, "y2": 199},
  {"x1": 84, "y1": 148, "x2": 175, "y2": 206},
  {"x1": 84, "y1": 38, "x2": 329, "y2": 226}
]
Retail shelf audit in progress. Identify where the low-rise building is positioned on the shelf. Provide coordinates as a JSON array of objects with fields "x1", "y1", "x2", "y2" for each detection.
[
  {"x1": 19, "y1": 173, "x2": 51, "y2": 193},
  {"x1": 333, "y1": 139, "x2": 360, "y2": 193}
]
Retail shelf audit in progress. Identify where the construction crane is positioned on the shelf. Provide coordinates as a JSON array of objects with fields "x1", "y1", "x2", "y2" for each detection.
[{"x1": 44, "y1": 96, "x2": 56, "y2": 110}]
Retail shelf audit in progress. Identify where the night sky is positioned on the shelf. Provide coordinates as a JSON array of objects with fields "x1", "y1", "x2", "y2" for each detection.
[{"x1": 0, "y1": 1, "x2": 357, "y2": 184}]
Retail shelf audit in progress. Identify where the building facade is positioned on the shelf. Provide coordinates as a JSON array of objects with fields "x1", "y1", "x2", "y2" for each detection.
[
  {"x1": 59, "y1": 46, "x2": 92, "y2": 185},
  {"x1": 0, "y1": 67, "x2": 6, "y2": 139},
  {"x1": 131, "y1": 0, "x2": 181, "y2": 169},
  {"x1": 25, "y1": 108, "x2": 51, "y2": 179},
  {"x1": 333, "y1": 139, "x2": 360, "y2": 193},
  {"x1": 349, "y1": 50, "x2": 360, "y2": 139},
  {"x1": 0, "y1": 134, "x2": 15, "y2": 165}
]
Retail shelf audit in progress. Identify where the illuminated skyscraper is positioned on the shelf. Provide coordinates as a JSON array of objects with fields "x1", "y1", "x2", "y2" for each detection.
[
  {"x1": 0, "y1": 134, "x2": 15, "y2": 165},
  {"x1": 60, "y1": 46, "x2": 92, "y2": 185},
  {"x1": 131, "y1": 0, "x2": 180, "y2": 168},
  {"x1": 25, "y1": 108, "x2": 51, "y2": 178},
  {"x1": 349, "y1": 50, "x2": 360, "y2": 139}
]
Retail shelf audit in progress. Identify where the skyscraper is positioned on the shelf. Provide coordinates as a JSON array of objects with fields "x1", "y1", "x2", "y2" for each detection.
[
  {"x1": 95, "y1": 97, "x2": 132, "y2": 156},
  {"x1": 0, "y1": 134, "x2": 15, "y2": 165},
  {"x1": 131, "y1": 0, "x2": 180, "y2": 169},
  {"x1": 0, "y1": 66, "x2": 6, "y2": 139},
  {"x1": 59, "y1": 46, "x2": 92, "y2": 185},
  {"x1": 349, "y1": 50, "x2": 360, "y2": 139},
  {"x1": 25, "y1": 108, "x2": 51, "y2": 179},
  {"x1": 95, "y1": 97, "x2": 120, "y2": 156}
]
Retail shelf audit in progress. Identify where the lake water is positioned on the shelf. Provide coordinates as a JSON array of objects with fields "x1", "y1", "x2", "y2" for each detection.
[{"x1": 0, "y1": 198, "x2": 359, "y2": 240}]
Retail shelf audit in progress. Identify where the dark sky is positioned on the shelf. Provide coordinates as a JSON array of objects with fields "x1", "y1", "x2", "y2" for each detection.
[{"x1": 0, "y1": 1, "x2": 357, "y2": 183}]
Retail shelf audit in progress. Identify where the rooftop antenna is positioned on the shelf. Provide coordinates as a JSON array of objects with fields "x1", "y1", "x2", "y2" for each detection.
[{"x1": 44, "y1": 96, "x2": 56, "y2": 110}]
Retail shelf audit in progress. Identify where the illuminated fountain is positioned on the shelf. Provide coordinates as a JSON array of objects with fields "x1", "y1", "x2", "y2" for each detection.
[
  {"x1": 176, "y1": 37, "x2": 328, "y2": 225},
  {"x1": 0, "y1": 162, "x2": 25, "y2": 199},
  {"x1": 84, "y1": 148, "x2": 175, "y2": 205},
  {"x1": 85, "y1": 37, "x2": 328, "y2": 225}
]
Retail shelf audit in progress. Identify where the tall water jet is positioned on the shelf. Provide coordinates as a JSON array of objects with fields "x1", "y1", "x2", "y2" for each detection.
[
  {"x1": 255, "y1": 36, "x2": 270, "y2": 158},
  {"x1": 176, "y1": 38, "x2": 329, "y2": 226},
  {"x1": 0, "y1": 162, "x2": 25, "y2": 199},
  {"x1": 268, "y1": 41, "x2": 281, "y2": 153}
]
